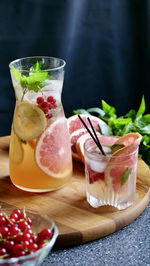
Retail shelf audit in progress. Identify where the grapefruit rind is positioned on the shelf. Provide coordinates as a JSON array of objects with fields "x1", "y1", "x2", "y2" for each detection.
[
  {"x1": 13, "y1": 101, "x2": 47, "y2": 141},
  {"x1": 76, "y1": 133, "x2": 93, "y2": 163},
  {"x1": 70, "y1": 128, "x2": 87, "y2": 162},
  {"x1": 35, "y1": 118, "x2": 72, "y2": 178}
]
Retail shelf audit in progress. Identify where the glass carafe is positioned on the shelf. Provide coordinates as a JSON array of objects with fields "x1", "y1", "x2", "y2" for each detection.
[{"x1": 9, "y1": 56, "x2": 72, "y2": 192}]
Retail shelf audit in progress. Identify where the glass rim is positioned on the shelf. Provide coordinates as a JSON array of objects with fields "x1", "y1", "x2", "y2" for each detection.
[
  {"x1": 84, "y1": 137, "x2": 139, "y2": 159},
  {"x1": 9, "y1": 56, "x2": 66, "y2": 72}
]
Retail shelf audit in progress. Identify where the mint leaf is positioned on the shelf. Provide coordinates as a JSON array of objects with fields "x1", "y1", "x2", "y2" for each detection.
[
  {"x1": 87, "y1": 107, "x2": 105, "y2": 117},
  {"x1": 108, "y1": 117, "x2": 132, "y2": 136},
  {"x1": 125, "y1": 109, "x2": 136, "y2": 121},
  {"x1": 73, "y1": 109, "x2": 90, "y2": 115},
  {"x1": 122, "y1": 122, "x2": 136, "y2": 135},
  {"x1": 142, "y1": 135, "x2": 150, "y2": 148},
  {"x1": 30, "y1": 61, "x2": 42, "y2": 73},
  {"x1": 11, "y1": 62, "x2": 50, "y2": 94},
  {"x1": 101, "y1": 100, "x2": 116, "y2": 119},
  {"x1": 135, "y1": 114, "x2": 150, "y2": 134},
  {"x1": 120, "y1": 168, "x2": 132, "y2": 186},
  {"x1": 24, "y1": 72, "x2": 50, "y2": 91},
  {"x1": 11, "y1": 66, "x2": 22, "y2": 83},
  {"x1": 111, "y1": 144, "x2": 124, "y2": 153},
  {"x1": 136, "y1": 95, "x2": 145, "y2": 119},
  {"x1": 98, "y1": 123, "x2": 113, "y2": 135}
]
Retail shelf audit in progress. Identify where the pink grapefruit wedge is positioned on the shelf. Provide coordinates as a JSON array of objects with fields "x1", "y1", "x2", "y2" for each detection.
[
  {"x1": 67, "y1": 114, "x2": 105, "y2": 134},
  {"x1": 113, "y1": 132, "x2": 142, "y2": 146},
  {"x1": 35, "y1": 118, "x2": 72, "y2": 178}
]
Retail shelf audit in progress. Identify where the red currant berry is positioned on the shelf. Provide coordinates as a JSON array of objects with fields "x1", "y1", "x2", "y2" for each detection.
[
  {"x1": 10, "y1": 224, "x2": 21, "y2": 236},
  {"x1": 15, "y1": 232, "x2": 24, "y2": 242},
  {"x1": 38, "y1": 228, "x2": 52, "y2": 240},
  {"x1": 0, "y1": 226, "x2": 9, "y2": 238},
  {"x1": 12, "y1": 244, "x2": 24, "y2": 257},
  {"x1": 41, "y1": 102, "x2": 49, "y2": 109},
  {"x1": 18, "y1": 221, "x2": 28, "y2": 231},
  {"x1": 28, "y1": 238, "x2": 34, "y2": 244},
  {"x1": 43, "y1": 108, "x2": 49, "y2": 114},
  {"x1": 32, "y1": 235, "x2": 38, "y2": 242},
  {"x1": 10, "y1": 212, "x2": 19, "y2": 221},
  {"x1": 0, "y1": 215, "x2": 6, "y2": 226},
  {"x1": 10, "y1": 218, "x2": 16, "y2": 224},
  {"x1": 53, "y1": 103, "x2": 57, "y2": 108},
  {"x1": 0, "y1": 248, "x2": 7, "y2": 256},
  {"x1": 19, "y1": 212, "x2": 26, "y2": 220},
  {"x1": 12, "y1": 209, "x2": 22, "y2": 215},
  {"x1": 26, "y1": 228, "x2": 33, "y2": 236},
  {"x1": 48, "y1": 103, "x2": 53, "y2": 109},
  {"x1": 46, "y1": 113, "x2": 52, "y2": 119},
  {"x1": 47, "y1": 96, "x2": 54, "y2": 103},
  {"x1": 49, "y1": 102, "x2": 57, "y2": 109},
  {"x1": 27, "y1": 218, "x2": 32, "y2": 226},
  {"x1": 29, "y1": 242, "x2": 38, "y2": 251},
  {"x1": 37, "y1": 97, "x2": 44, "y2": 105},
  {"x1": 5, "y1": 240, "x2": 15, "y2": 252},
  {"x1": 22, "y1": 232, "x2": 31, "y2": 242},
  {"x1": 22, "y1": 240, "x2": 30, "y2": 250},
  {"x1": 37, "y1": 239, "x2": 45, "y2": 249}
]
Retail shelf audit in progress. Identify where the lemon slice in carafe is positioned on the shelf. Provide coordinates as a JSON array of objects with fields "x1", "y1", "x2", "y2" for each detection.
[{"x1": 13, "y1": 101, "x2": 47, "y2": 141}]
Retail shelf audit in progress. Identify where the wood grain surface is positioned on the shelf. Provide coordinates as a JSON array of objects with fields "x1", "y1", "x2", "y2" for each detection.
[{"x1": 0, "y1": 136, "x2": 150, "y2": 248}]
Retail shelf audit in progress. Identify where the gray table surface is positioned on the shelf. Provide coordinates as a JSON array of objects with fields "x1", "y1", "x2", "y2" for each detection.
[{"x1": 42, "y1": 203, "x2": 150, "y2": 266}]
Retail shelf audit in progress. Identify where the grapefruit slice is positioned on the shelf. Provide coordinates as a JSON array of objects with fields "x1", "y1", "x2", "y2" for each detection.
[
  {"x1": 105, "y1": 133, "x2": 142, "y2": 192},
  {"x1": 13, "y1": 101, "x2": 47, "y2": 141},
  {"x1": 35, "y1": 118, "x2": 72, "y2": 178},
  {"x1": 76, "y1": 134, "x2": 118, "y2": 163},
  {"x1": 113, "y1": 132, "x2": 142, "y2": 147},
  {"x1": 67, "y1": 114, "x2": 105, "y2": 134},
  {"x1": 9, "y1": 129, "x2": 23, "y2": 164},
  {"x1": 70, "y1": 128, "x2": 87, "y2": 162}
]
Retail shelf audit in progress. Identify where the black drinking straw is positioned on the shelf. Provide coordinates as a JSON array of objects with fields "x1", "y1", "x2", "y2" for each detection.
[
  {"x1": 78, "y1": 114, "x2": 106, "y2": 156},
  {"x1": 87, "y1": 117, "x2": 106, "y2": 156}
]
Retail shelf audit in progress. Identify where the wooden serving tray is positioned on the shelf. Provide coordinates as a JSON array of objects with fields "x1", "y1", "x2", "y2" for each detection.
[{"x1": 0, "y1": 136, "x2": 150, "y2": 248}]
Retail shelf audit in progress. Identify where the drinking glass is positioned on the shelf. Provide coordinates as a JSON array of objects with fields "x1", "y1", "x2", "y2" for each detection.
[
  {"x1": 9, "y1": 56, "x2": 72, "y2": 192},
  {"x1": 84, "y1": 138, "x2": 139, "y2": 210}
]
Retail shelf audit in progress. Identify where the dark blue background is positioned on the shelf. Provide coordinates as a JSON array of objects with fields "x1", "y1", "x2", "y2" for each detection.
[{"x1": 0, "y1": 0, "x2": 150, "y2": 136}]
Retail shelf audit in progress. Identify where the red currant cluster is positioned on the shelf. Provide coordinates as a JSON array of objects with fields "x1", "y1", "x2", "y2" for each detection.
[
  {"x1": 37, "y1": 96, "x2": 57, "y2": 119},
  {"x1": 0, "y1": 209, "x2": 53, "y2": 259}
]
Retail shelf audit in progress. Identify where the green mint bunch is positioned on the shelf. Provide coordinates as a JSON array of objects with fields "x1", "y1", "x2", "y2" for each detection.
[
  {"x1": 11, "y1": 61, "x2": 50, "y2": 94},
  {"x1": 73, "y1": 95, "x2": 150, "y2": 167}
]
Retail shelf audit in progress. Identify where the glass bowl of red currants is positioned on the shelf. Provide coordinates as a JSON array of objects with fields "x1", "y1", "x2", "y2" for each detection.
[{"x1": 0, "y1": 208, "x2": 58, "y2": 265}]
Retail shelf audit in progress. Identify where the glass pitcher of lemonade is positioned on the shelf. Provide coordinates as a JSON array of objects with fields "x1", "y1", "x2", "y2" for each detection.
[{"x1": 9, "y1": 56, "x2": 72, "y2": 192}]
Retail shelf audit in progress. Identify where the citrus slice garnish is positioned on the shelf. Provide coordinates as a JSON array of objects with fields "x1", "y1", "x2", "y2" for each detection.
[
  {"x1": 35, "y1": 117, "x2": 72, "y2": 178},
  {"x1": 112, "y1": 132, "x2": 142, "y2": 146},
  {"x1": 13, "y1": 101, "x2": 47, "y2": 141},
  {"x1": 105, "y1": 133, "x2": 142, "y2": 192},
  {"x1": 9, "y1": 129, "x2": 23, "y2": 163}
]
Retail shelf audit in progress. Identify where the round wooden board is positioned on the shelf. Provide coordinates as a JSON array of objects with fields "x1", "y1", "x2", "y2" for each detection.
[{"x1": 0, "y1": 136, "x2": 150, "y2": 248}]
